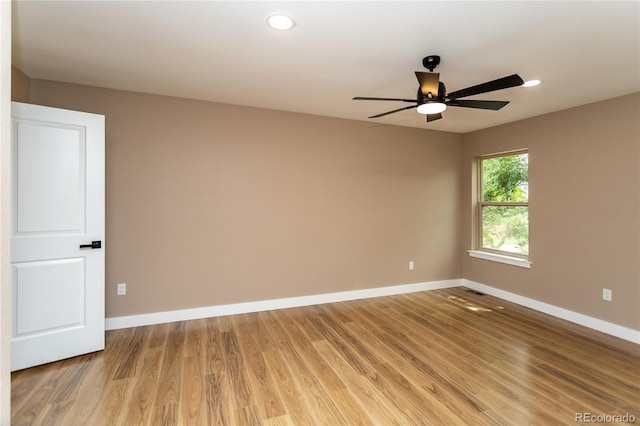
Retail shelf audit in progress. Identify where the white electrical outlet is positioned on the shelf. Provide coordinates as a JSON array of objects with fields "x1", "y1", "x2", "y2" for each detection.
[
  {"x1": 602, "y1": 288, "x2": 612, "y2": 301},
  {"x1": 117, "y1": 283, "x2": 127, "y2": 296},
  {"x1": 408, "y1": 261, "x2": 414, "y2": 270}
]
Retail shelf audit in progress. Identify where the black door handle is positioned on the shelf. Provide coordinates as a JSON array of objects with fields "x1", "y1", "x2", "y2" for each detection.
[{"x1": 79, "y1": 240, "x2": 102, "y2": 249}]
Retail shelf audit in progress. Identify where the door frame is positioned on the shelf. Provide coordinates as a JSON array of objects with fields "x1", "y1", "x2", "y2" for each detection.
[{"x1": 1, "y1": 0, "x2": 13, "y2": 422}]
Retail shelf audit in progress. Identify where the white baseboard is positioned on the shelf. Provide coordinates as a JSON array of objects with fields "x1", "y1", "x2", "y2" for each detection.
[
  {"x1": 463, "y1": 279, "x2": 640, "y2": 344},
  {"x1": 105, "y1": 279, "x2": 462, "y2": 330},
  {"x1": 105, "y1": 278, "x2": 640, "y2": 345}
]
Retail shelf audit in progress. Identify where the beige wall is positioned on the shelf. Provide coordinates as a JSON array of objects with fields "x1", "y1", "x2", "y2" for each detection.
[
  {"x1": 29, "y1": 79, "x2": 463, "y2": 318},
  {"x1": 10, "y1": 66, "x2": 29, "y2": 102},
  {"x1": 462, "y1": 93, "x2": 640, "y2": 330},
  {"x1": 12, "y1": 72, "x2": 640, "y2": 332}
]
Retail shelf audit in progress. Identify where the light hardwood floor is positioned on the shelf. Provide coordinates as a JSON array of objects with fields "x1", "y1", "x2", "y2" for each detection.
[{"x1": 11, "y1": 287, "x2": 640, "y2": 425}]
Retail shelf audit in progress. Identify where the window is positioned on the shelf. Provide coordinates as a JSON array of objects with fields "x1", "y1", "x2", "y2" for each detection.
[{"x1": 477, "y1": 150, "x2": 529, "y2": 258}]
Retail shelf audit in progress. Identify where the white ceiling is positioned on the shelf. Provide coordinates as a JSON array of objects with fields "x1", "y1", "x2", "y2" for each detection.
[{"x1": 12, "y1": 1, "x2": 640, "y2": 134}]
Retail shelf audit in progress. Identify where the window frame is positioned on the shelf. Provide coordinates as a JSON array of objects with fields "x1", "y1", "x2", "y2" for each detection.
[{"x1": 475, "y1": 149, "x2": 530, "y2": 262}]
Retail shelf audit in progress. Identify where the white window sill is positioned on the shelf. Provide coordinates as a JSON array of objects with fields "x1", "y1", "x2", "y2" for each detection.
[{"x1": 467, "y1": 250, "x2": 532, "y2": 268}]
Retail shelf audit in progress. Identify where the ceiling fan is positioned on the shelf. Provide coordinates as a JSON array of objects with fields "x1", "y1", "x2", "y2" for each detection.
[{"x1": 353, "y1": 55, "x2": 524, "y2": 122}]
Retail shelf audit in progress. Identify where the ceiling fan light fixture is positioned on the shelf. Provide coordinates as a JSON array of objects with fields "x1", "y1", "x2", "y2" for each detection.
[
  {"x1": 523, "y1": 79, "x2": 541, "y2": 87},
  {"x1": 417, "y1": 102, "x2": 447, "y2": 115},
  {"x1": 266, "y1": 14, "x2": 296, "y2": 31},
  {"x1": 353, "y1": 55, "x2": 523, "y2": 123}
]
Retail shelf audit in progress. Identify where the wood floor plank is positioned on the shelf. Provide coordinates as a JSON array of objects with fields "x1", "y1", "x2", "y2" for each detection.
[
  {"x1": 343, "y1": 320, "x2": 473, "y2": 425},
  {"x1": 395, "y1": 294, "x2": 621, "y2": 421},
  {"x1": 531, "y1": 344, "x2": 640, "y2": 402},
  {"x1": 179, "y1": 354, "x2": 206, "y2": 425},
  {"x1": 61, "y1": 355, "x2": 115, "y2": 425},
  {"x1": 437, "y1": 289, "x2": 639, "y2": 368},
  {"x1": 311, "y1": 303, "x2": 386, "y2": 370},
  {"x1": 279, "y1": 309, "x2": 325, "y2": 342},
  {"x1": 343, "y1": 300, "x2": 493, "y2": 423},
  {"x1": 12, "y1": 356, "x2": 92, "y2": 425},
  {"x1": 154, "y1": 321, "x2": 186, "y2": 409},
  {"x1": 122, "y1": 346, "x2": 163, "y2": 426},
  {"x1": 235, "y1": 404, "x2": 261, "y2": 426},
  {"x1": 303, "y1": 307, "x2": 372, "y2": 376},
  {"x1": 312, "y1": 339, "x2": 405, "y2": 425},
  {"x1": 99, "y1": 377, "x2": 134, "y2": 426},
  {"x1": 394, "y1": 307, "x2": 569, "y2": 420},
  {"x1": 221, "y1": 329, "x2": 253, "y2": 409},
  {"x1": 180, "y1": 312, "x2": 208, "y2": 425},
  {"x1": 259, "y1": 314, "x2": 347, "y2": 425},
  {"x1": 327, "y1": 388, "x2": 375, "y2": 426},
  {"x1": 405, "y1": 291, "x2": 640, "y2": 414},
  {"x1": 537, "y1": 363, "x2": 640, "y2": 416},
  {"x1": 204, "y1": 316, "x2": 226, "y2": 375},
  {"x1": 184, "y1": 318, "x2": 206, "y2": 358},
  {"x1": 11, "y1": 365, "x2": 56, "y2": 423},
  {"x1": 151, "y1": 402, "x2": 177, "y2": 426},
  {"x1": 204, "y1": 372, "x2": 234, "y2": 426},
  {"x1": 261, "y1": 413, "x2": 295, "y2": 426},
  {"x1": 145, "y1": 322, "x2": 171, "y2": 350},
  {"x1": 261, "y1": 349, "x2": 315, "y2": 426},
  {"x1": 11, "y1": 287, "x2": 640, "y2": 425},
  {"x1": 272, "y1": 308, "x2": 346, "y2": 393},
  {"x1": 112, "y1": 326, "x2": 148, "y2": 380},
  {"x1": 405, "y1": 290, "x2": 640, "y2": 418},
  {"x1": 232, "y1": 314, "x2": 287, "y2": 420}
]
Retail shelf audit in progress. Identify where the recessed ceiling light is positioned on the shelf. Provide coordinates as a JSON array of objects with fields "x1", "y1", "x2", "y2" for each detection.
[
  {"x1": 523, "y1": 79, "x2": 541, "y2": 87},
  {"x1": 267, "y1": 14, "x2": 295, "y2": 31}
]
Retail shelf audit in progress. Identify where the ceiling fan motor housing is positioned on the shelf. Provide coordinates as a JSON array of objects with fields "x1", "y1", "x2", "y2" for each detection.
[{"x1": 417, "y1": 81, "x2": 447, "y2": 105}]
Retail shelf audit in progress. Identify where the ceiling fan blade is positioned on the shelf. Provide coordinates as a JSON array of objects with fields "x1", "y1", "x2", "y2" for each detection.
[
  {"x1": 446, "y1": 100, "x2": 509, "y2": 110},
  {"x1": 415, "y1": 72, "x2": 440, "y2": 98},
  {"x1": 353, "y1": 96, "x2": 416, "y2": 103},
  {"x1": 368, "y1": 104, "x2": 418, "y2": 119},
  {"x1": 427, "y1": 113, "x2": 442, "y2": 122},
  {"x1": 446, "y1": 74, "x2": 524, "y2": 99}
]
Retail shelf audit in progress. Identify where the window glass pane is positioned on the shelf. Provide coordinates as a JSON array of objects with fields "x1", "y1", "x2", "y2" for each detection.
[
  {"x1": 481, "y1": 205, "x2": 529, "y2": 255},
  {"x1": 482, "y1": 153, "x2": 528, "y2": 202}
]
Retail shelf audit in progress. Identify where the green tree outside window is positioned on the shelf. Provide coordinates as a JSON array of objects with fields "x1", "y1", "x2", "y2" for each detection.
[{"x1": 480, "y1": 152, "x2": 528, "y2": 255}]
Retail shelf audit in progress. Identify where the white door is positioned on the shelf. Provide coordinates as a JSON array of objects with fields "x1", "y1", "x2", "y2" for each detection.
[{"x1": 11, "y1": 102, "x2": 105, "y2": 371}]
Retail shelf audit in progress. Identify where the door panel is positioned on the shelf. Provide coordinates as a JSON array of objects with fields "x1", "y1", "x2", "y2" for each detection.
[
  {"x1": 11, "y1": 102, "x2": 105, "y2": 371},
  {"x1": 14, "y1": 259, "x2": 85, "y2": 336},
  {"x1": 16, "y1": 122, "x2": 85, "y2": 233}
]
